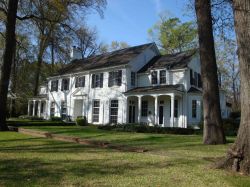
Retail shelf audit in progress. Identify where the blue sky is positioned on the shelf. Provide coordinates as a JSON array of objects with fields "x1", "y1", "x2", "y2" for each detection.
[{"x1": 85, "y1": 0, "x2": 193, "y2": 46}]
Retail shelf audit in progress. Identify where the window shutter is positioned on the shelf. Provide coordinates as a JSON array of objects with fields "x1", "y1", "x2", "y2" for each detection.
[
  {"x1": 108, "y1": 72, "x2": 112, "y2": 87},
  {"x1": 83, "y1": 76, "x2": 85, "y2": 87},
  {"x1": 100, "y1": 73, "x2": 103, "y2": 88},
  {"x1": 118, "y1": 70, "x2": 122, "y2": 86},
  {"x1": 75, "y1": 77, "x2": 78, "y2": 88},
  {"x1": 92, "y1": 74, "x2": 95, "y2": 88},
  {"x1": 198, "y1": 74, "x2": 202, "y2": 88},
  {"x1": 61, "y1": 79, "x2": 64, "y2": 91},
  {"x1": 56, "y1": 80, "x2": 58, "y2": 91},
  {"x1": 190, "y1": 69, "x2": 193, "y2": 85}
]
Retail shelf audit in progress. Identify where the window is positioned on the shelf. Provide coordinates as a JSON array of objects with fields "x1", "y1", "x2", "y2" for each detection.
[
  {"x1": 160, "y1": 70, "x2": 166, "y2": 84},
  {"x1": 192, "y1": 100, "x2": 197, "y2": 118},
  {"x1": 141, "y1": 101, "x2": 148, "y2": 117},
  {"x1": 174, "y1": 99, "x2": 178, "y2": 118},
  {"x1": 92, "y1": 73, "x2": 103, "y2": 88},
  {"x1": 190, "y1": 69, "x2": 201, "y2": 88},
  {"x1": 110, "y1": 100, "x2": 119, "y2": 123},
  {"x1": 131, "y1": 72, "x2": 136, "y2": 86},
  {"x1": 51, "y1": 80, "x2": 58, "y2": 92},
  {"x1": 92, "y1": 100, "x2": 100, "y2": 122},
  {"x1": 50, "y1": 102, "x2": 55, "y2": 117},
  {"x1": 61, "y1": 101, "x2": 67, "y2": 119},
  {"x1": 151, "y1": 71, "x2": 158, "y2": 84},
  {"x1": 75, "y1": 76, "x2": 85, "y2": 88},
  {"x1": 61, "y1": 78, "x2": 69, "y2": 91},
  {"x1": 108, "y1": 70, "x2": 122, "y2": 87}
]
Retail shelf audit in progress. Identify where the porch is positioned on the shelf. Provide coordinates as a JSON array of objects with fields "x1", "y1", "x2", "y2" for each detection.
[
  {"x1": 125, "y1": 85, "x2": 187, "y2": 128},
  {"x1": 28, "y1": 97, "x2": 48, "y2": 119}
]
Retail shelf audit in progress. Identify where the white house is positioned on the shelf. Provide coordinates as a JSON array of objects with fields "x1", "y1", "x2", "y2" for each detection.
[{"x1": 27, "y1": 43, "x2": 229, "y2": 128}]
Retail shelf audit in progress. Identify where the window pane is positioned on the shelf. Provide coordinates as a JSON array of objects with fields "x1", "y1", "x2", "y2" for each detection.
[
  {"x1": 151, "y1": 71, "x2": 158, "y2": 84},
  {"x1": 141, "y1": 101, "x2": 148, "y2": 117},
  {"x1": 160, "y1": 70, "x2": 166, "y2": 84},
  {"x1": 110, "y1": 100, "x2": 118, "y2": 123}
]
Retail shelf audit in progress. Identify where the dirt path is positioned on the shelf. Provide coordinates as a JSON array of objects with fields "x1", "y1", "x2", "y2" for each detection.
[{"x1": 8, "y1": 126, "x2": 148, "y2": 153}]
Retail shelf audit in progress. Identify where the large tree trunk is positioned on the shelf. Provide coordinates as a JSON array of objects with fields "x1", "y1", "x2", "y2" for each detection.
[
  {"x1": 0, "y1": 0, "x2": 18, "y2": 131},
  {"x1": 33, "y1": 38, "x2": 46, "y2": 96},
  {"x1": 195, "y1": 0, "x2": 226, "y2": 144},
  {"x1": 217, "y1": 0, "x2": 250, "y2": 175}
]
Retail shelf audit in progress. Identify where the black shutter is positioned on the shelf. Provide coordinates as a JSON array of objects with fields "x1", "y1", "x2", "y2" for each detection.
[
  {"x1": 118, "y1": 70, "x2": 122, "y2": 86},
  {"x1": 100, "y1": 73, "x2": 103, "y2": 88},
  {"x1": 61, "y1": 79, "x2": 64, "y2": 91},
  {"x1": 75, "y1": 77, "x2": 78, "y2": 88},
  {"x1": 198, "y1": 74, "x2": 202, "y2": 88},
  {"x1": 190, "y1": 69, "x2": 193, "y2": 85},
  {"x1": 83, "y1": 76, "x2": 85, "y2": 87},
  {"x1": 66, "y1": 79, "x2": 69, "y2": 90},
  {"x1": 56, "y1": 80, "x2": 58, "y2": 91},
  {"x1": 92, "y1": 74, "x2": 95, "y2": 88},
  {"x1": 108, "y1": 72, "x2": 112, "y2": 87}
]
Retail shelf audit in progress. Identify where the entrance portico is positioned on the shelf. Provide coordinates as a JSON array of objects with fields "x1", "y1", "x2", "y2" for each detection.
[
  {"x1": 28, "y1": 97, "x2": 48, "y2": 119},
  {"x1": 125, "y1": 85, "x2": 187, "y2": 128}
]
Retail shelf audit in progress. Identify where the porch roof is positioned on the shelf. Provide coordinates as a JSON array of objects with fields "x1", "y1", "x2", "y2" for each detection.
[
  {"x1": 124, "y1": 84, "x2": 184, "y2": 95},
  {"x1": 29, "y1": 94, "x2": 48, "y2": 101}
]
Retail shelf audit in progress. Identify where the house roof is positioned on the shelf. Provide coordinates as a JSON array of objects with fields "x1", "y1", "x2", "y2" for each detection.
[
  {"x1": 138, "y1": 49, "x2": 197, "y2": 73},
  {"x1": 54, "y1": 43, "x2": 154, "y2": 76},
  {"x1": 124, "y1": 84, "x2": 184, "y2": 95}
]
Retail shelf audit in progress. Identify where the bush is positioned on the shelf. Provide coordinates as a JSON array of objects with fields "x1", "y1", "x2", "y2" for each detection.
[
  {"x1": 98, "y1": 123, "x2": 201, "y2": 135},
  {"x1": 76, "y1": 116, "x2": 88, "y2": 126},
  {"x1": 18, "y1": 115, "x2": 44, "y2": 121},
  {"x1": 198, "y1": 119, "x2": 240, "y2": 136},
  {"x1": 50, "y1": 117, "x2": 63, "y2": 121}
]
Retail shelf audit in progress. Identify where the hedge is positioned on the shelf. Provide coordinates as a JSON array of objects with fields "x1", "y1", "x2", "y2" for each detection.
[{"x1": 98, "y1": 123, "x2": 201, "y2": 135}]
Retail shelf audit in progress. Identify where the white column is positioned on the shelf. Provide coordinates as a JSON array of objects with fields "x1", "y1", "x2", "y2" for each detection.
[
  {"x1": 154, "y1": 95, "x2": 158, "y2": 125},
  {"x1": 171, "y1": 94, "x2": 175, "y2": 127},
  {"x1": 32, "y1": 100, "x2": 36, "y2": 116},
  {"x1": 27, "y1": 101, "x2": 30, "y2": 116},
  {"x1": 38, "y1": 100, "x2": 41, "y2": 117},
  {"x1": 138, "y1": 96, "x2": 142, "y2": 124}
]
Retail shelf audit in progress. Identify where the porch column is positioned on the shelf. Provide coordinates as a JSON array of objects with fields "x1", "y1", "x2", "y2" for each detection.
[
  {"x1": 32, "y1": 100, "x2": 36, "y2": 116},
  {"x1": 138, "y1": 96, "x2": 142, "y2": 123},
  {"x1": 154, "y1": 95, "x2": 158, "y2": 125},
  {"x1": 171, "y1": 94, "x2": 175, "y2": 127},
  {"x1": 38, "y1": 100, "x2": 41, "y2": 117},
  {"x1": 27, "y1": 101, "x2": 30, "y2": 116}
]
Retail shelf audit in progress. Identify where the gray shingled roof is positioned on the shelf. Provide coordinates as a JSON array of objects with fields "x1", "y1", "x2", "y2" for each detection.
[
  {"x1": 124, "y1": 84, "x2": 184, "y2": 95},
  {"x1": 138, "y1": 50, "x2": 197, "y2": 73},
  {"x1": 54, "y1": 43, "x2": 154, "y2": 76}
]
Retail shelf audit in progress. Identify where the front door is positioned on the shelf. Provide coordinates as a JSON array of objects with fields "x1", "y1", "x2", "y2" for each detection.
[
  {"x1": 159, "y1": 105, "x2": 164, "y2": 125},
  {"x1": 129, "y1": 102, "x2": 136, "y2": 123}
]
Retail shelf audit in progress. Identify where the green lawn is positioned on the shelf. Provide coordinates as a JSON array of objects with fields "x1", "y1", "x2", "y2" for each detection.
[{"x1": 0, "y1": 126, "x2": 249, "y2": 187}]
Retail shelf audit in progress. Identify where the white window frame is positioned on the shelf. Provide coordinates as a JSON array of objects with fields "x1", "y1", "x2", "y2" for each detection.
[
  {"x1": 110, "y1": 100, "x2": 119, "y2": 123},
  {"x1": 92, "y1": 100, "x2": 100, "y2": 122}
]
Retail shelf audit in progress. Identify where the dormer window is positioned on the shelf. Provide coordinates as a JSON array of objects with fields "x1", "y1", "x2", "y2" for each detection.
[
  {"x1": 75, "y1": 76, "x2": 85, "y2": 88},
  {"x1": 108, "y1": 70, "x2": 122, "y2": 87},
  {"x1": 61, "y1": 78, "x2": 70, "y2": 91},
  {"x1": 160, "y1": 70, "x2": 166, "y2": 84},
  {"x1": 92, "y1": 73, "x2": 103, "y2": 88},
  {"x1": 190, "y1": 69, "x2": 202, "y2": 88},
  {"x1": 51, "y1": 80, "x2": 58, "y2": 92},
  {"x1": 151, "y1": 71, "x2": 158, "y2": 84}
]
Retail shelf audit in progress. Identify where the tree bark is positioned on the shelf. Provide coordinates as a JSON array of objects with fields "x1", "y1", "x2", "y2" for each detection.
[
  {"x1": 195, "y1": 0, "x2": 226, "y2": 144},
  {"x1": 0, "y1": 0, "x2": 18, "y2": 131},
  {"x1": 217, "y1": 0, "x2": 250, "y2": 175},
  {"x1": 33, "y1": 37, "x2": 46, "y2": 96}
]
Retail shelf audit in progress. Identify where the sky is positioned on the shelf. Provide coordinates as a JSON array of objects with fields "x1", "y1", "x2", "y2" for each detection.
[{"x1": 85, "y1": 0, "x2": 193, "y2": 46}]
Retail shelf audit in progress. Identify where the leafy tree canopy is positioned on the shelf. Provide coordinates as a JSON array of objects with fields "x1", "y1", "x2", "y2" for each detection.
[{"x1": 148, "y1": 16, "x2": 197, "y2": 54}]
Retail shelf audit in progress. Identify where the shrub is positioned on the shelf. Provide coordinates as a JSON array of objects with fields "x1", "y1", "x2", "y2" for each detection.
[
  {"x1": 76, "y1": 116, "x2": 88, "y2": 126},
  {"x1": 98, "y1": 123, "x2": 201, "y2": 135},
  {"x1": 18, "y1": 115, "x2": 44, "y2": 121},
  {"x1": 50, "y1": 117, "x2": 63, "y2": 121}
]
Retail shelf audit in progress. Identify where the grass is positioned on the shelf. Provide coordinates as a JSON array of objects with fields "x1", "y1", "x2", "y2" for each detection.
[{"x1": 0, "y1": 125, "x2": 249, "y2": 186}]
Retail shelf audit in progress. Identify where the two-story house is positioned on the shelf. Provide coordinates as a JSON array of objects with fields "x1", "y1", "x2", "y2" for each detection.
[{"x1": 27, "y1": 43, "x2": 229, "y2": 128}]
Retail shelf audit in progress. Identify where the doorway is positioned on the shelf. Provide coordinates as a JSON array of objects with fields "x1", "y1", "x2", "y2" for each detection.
[
  {"x1": 129, "y1": 101, "x2": 136, "y2": 123},
  {"x1": 159, "y1": 105, "x2": 164, "y2": 125}
]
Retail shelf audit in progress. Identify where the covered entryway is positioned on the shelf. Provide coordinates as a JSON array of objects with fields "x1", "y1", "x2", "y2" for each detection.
[{"x1": 73, "y1": 99, "x2": 83, "y2": 119}]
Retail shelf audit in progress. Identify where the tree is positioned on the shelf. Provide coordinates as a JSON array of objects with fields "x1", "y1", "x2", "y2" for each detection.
[
  {"x1": 148, "y1": 16, "x2": 197, "y2": 54},
  {"x1": 110, "y1": 41, "x2": 129, "y2": 51},
  {"x1": 0, "y1": 0, "x2": 18, "y2": 131},
  {"x1": 217, "y1": 0, "x2": 250, "y2": 175},
  {"x1": 195, "y1": 0, "x2": 226, "y2": 144}
]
